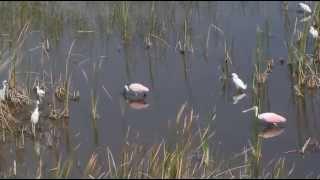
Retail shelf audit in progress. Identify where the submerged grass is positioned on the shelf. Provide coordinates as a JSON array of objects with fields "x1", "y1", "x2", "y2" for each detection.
[
  {"x1": 287, "y1": 2, "x2": 320, "y2": 93},
  {"x1": 111, "y1": 1, "x2": 131, "y2": 43}
]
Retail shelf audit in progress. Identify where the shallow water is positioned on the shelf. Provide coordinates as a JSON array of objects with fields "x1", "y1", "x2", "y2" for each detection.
[{"x1": 0, "y1": 1, "x2": 319, "y2": 178}]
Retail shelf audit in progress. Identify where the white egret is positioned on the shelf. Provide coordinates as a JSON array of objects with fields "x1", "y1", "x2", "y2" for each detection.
[
  {"x1": 36, "y1": 85, "x2": 45, "y2": 99},
  {"x1": 31, "y1": 100, "x2": 40, "y2": 136},
  {"x1": 299, "y1": 2, "x2": 312, "y2": 14},
  {"x1": 0, "y1": 80, "x2": 8, "y2": 101},
  {"x1": 310, "y1": 26, "x2": 319, "y2": 39},
  {"x1": 232, "y1": 73, "x2": 247, "y2": 90}
]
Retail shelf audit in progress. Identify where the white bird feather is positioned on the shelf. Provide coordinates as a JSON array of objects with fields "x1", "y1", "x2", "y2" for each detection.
[
  {"x1": 232, "y1": 73, "x2": 247, "y2": 90},
  {"x1": 299, "y1": 2, "x2": 312, "y2": 13},
  {"x1": 310, "y1": 26, "x2": 319, "y2": 39},
  {"x1": 36, "y1": 85, "x2": 45, "y2": 98},
  {"x1": 31, "y1": 100, "x2": 40, "y2": 136},
  {"x1": 0, "y1": 80, "x2": 8, "y2": 101},
  {"x1": 125, "y1": 83, "x2": 150, "y2": 93}
]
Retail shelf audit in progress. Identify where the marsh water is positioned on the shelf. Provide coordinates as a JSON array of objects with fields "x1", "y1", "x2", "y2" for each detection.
[{"x1": 0, "y1": 1, "x2": 319, "y2": 178}]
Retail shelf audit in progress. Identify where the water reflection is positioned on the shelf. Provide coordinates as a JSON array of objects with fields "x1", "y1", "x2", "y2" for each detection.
[
  {"x1": 233, "y1": 92, "x2": 246, "y2": 104},
  {"x1": 258, "y1": 126, "x2": 285, "y2": 139},
  {"x1": 294, "y1": 93, "x2": 320, "y2": 155},
  {"x1": 126, "y1": 99, "x2": 149, "y2": 110}
]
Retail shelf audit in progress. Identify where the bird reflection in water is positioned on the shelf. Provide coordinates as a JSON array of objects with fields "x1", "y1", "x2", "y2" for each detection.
[
  {"x1": 126, "y1": 99, "x2": 150, "y2": 110},
  {"x1": 258, "y1": 126, "x2": 285, "y2": 139}
]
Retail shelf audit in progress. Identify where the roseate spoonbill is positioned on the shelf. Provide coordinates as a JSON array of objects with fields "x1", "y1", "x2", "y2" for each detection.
[
  {"x1": 232, "y1": 73, "x2": 247, "y2": 90},
  {"x1": 124, "y1": 83, "x2": 150, "y2": 96},
  {"x1": 242, "y1": 106, "x2": 286, "y2": 126},
  {"x1": 31, "y1": 100, "x2": 40, "y2": 136},
  {"x1": 0, "y1": 80, "x2": 8, "y2": 101},
  {"x1": 36, "y1": 85, "x2": 45, "y2": 99},
  {"x1": 258, "y1": 126, "x2": 285, "y2": 139},
  {"x1": 299, "y1": 2, "x2": 312, "y2": 13},
  {"x1": 233, "y1": 93, "x2": 246, "y2": 104},
  {"x1": 310, "y1": 26, "x2": 319, "y2": 39}
]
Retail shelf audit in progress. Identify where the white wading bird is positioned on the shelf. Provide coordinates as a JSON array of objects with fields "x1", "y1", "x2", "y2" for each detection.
[
  {"x1": 0, "y1": 80, "x2": 8, "y2": 101},
  {"x1": 310, "y1": 26, "x2": 319, "y2": 39},
  {"x1": 299, "y1": 2, "x2": 312, "y2": 14},
  {"x1": 31, "y1": 100, "x2": 40, "y2": 137},
  {"x1": 36, "y1": 85, "x2": 45, "y2": 99},
  {"x1": 232, "y1": 73, "x2": 247, "y2": 91}
]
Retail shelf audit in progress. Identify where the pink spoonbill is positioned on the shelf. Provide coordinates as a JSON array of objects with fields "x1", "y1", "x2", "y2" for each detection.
[
  {"x1": 242, "y1": 106, "x2": 286, "y2": 126},
  {"x1": 124, "y1": 83, "x2": 150, "y2": 97}
]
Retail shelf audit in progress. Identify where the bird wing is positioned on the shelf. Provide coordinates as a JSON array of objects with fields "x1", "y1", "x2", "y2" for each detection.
[
  {"x1": 310, "y1": 27, "x2": 319, "y2": 38},
  {"x1": 299, "y1": 3, "x2": 312, "y2": 13},
  {"x1": 233, "y1": 77, "x2": 247, "y2": 90},
  {"x1": 130, "y1": 83, "x2": 150, "y2": 92},
  {"x1": 31, "y1": 112, "x2": 39, "y2": 122},
  {"x1": 39, "y1": 90, "x2": 45, "y2": 96},
  {"x1": 258, "y1": 113, "x2": 286, "y2": 123}
]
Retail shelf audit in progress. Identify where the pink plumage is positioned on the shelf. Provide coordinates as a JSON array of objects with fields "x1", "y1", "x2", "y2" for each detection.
[
  {"x1": 257, "y1": 112, "x2": 286, "y2": 124},
  {"x1": 127, "y1": 83, "x2": 150, "y2": 93},
  {"x1": 128, "y1": 100, "x2": 149, "y2": 110}
]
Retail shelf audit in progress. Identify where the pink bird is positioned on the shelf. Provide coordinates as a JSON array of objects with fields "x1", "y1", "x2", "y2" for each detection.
[
  {"x1": 124, "y1": 83, "x2": 150, "y2": 95},
  {"x1": 242, "y1": 106, "x2": 286, "y2": 126}
]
